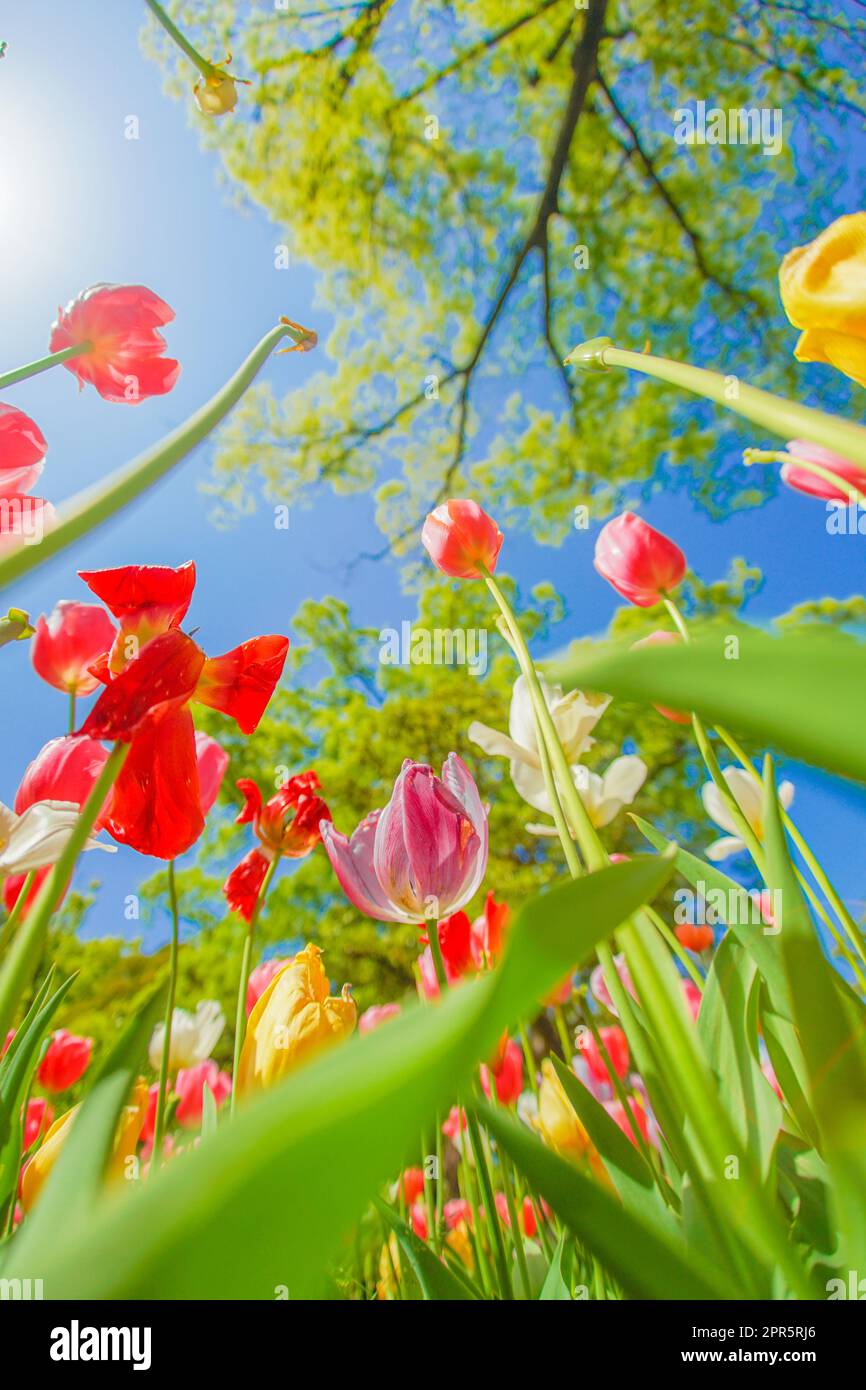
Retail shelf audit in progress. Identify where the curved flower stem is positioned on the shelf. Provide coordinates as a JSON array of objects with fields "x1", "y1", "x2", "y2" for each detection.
[
  {"x1": 744, "y1": 448, "x2": 866, "y2": 508},
  {"x1": 0, "y1": 319, "x2": 313, "y2": 594},
  {"x1": 151, "y1": 860, "x2": 180, "y2": 1170},
  {"x1": 715, "y1": 726, "x2": 866, "y2": 968},
  {"x1": 0, "y1": 343, "x2": 91, "y2": 393},
  {"x1": 0, "y1": 871, "x2": 35, "y2": 957},
  {"x1": 143, "y1": 0, "x2": 216, "y2": 78},
  {"x1": 230, "y1": 852, "x2": 281, "y2": 1115},
  {"x1": 565, "y1": 338, "x2": 866, "y2": 468},
  {"x1": 0, "y1": 743, "x2": 128, "y2": 1043}
]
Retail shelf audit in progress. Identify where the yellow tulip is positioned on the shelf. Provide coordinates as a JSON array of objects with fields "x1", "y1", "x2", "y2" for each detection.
[
  {"x1": 237, "y1": 943, "x2": 356, "y2": 1097},
  {"x1": 536, "y1": 1058, "x2": 590, "y2": 1163},
  {"x1": 194, "y1": 71, "x2": 239, "y2": 117},
  {"x1": 779, "y1": 212, "x2": 866, "y2": 387},
  {"x1": 20, "y1": 1078, "x2": 149, "y2": 1212}
]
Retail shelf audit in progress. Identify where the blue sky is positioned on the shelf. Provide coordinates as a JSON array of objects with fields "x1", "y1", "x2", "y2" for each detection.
[{"x1": 1, "y1": 2, "x2": 864, "y2": 944}]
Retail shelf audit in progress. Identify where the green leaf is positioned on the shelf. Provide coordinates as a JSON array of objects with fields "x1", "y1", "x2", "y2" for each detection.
[
  {"x1": 762, "y1": 756, "x2": 866, "y2": 1272},
  {"x1": 375, "y1": 1199, "x2": 472, "y2": 1300},
  {"x1": 697, "y1": 933, "x2": 781, "y2": 1181},
  {"x1": 538, "y1": 1234, "x2": 573, "y2": 1301},
  {"x1": 550, "y1": 1055, "x2": 678, "y2": 1239},
  {"x1": 477, "y1": 1100, "x2": 736, "y2": 1300},
  {"x1": 3, "y1": 855, "x2": 675, "y2": 1298},
  {"x1": 551, "y1": 625, "x2": 866, "y2": 784}
]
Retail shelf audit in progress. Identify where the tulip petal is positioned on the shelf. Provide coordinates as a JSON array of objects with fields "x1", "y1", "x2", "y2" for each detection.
[
  {"x1": 101, "y1": 707, "x2": 205, "y2": 859},
  {"x1": 79, "y1": 629, "x2": 205, "y2": 742},
  {"x1": 321, "y1": 811, "x2": 413, "y2": 923},
  {"x1": 195, "y1": 635, "x2": 289, "y2": 735}
]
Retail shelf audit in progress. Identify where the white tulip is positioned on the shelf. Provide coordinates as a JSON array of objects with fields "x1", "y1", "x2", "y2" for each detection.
[
  {"x1": 0, "y1": 799, "x2": 115, "y2": 874},
  {"x1": 701, "y1": 767, "x2": 795, "y2": 861},
  {"x1": 148, "y1": 1000, "x2": 226, "y2": 1072}
]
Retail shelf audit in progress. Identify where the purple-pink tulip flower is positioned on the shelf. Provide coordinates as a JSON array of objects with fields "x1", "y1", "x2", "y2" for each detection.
[{"x1": 320, "y1": 754, "x2": 488, "y2": 924}]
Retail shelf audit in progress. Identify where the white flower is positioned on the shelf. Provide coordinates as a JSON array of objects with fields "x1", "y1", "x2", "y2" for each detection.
[
  {"x1": 525, "y1": 755, "x2": 648, "y2": 833},
  {"x1": 701, "y1": 767, "x2": 795, "y2": 861},
  {"x1": 148, "y1": 1000, "x2": 225, "y2": 1072},
  {"x1": 0, "y1": 799, "x2": 115, "y2": 874}
]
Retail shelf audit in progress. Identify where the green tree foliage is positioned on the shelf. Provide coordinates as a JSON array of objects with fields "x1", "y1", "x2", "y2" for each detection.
[{"x1": 143, "y1": 0, "x2": 865, "y2": 544}]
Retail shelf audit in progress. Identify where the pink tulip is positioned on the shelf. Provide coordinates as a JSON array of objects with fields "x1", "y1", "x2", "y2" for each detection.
[
  {"x1": 15, "y1": 735, "x2": 112, "y2": 825},
  {"x1": 30, "y1": 600, "x2": 117, "y2": 696},
  {"x1": 358, "y1": 1002, "x2": 401, "y2": 1035},
  {"x1": 590, "y1": 953, "x2": 637, "y2": 1015},
  {"x1": 175, "y1": 1060, "x2": 231, "y2": 1129},
  {"x1": 194, "y1": 731, "x2": 229, "y2": 816},
  {"x1": 682, "y1": 979, "x2": 702, "y2": 1021},
  {"x1": 781, "y1": 439, "x2": 866, "y2": 502},
  {"x1": 38, "y1": 1030, "x2": 93, "y2": 1091},
  {"x1": 410, "y1": 1202, "x2": 429, "y2": 1241},
  {"x1": 604, "y1": 1097, "x2": 653, "y2": 1148},
  {"x1": 0, "y1": 403, "x2": 47, "y2": 495},
  {"x1": 578, "y1": 1025, "x2": 629, "y2": 1086},
  {"x1": 246, "y1": 958, "x2": 291, "y2": 1016},
  {"x1": 594, "y1": 512, "x2": 686, "y2": 607},
  {"x1": 480, "y1": 1038, "x2": 524, "y2": 1104},
  {"x1": 442, "y1": 1105, "x2": 467, "y2": 1140},
  {"x1": 23, "y1": 1097, "x2": 53, "y2": 1149},
  {"x1": 443, "y1": 1198, "x2": 473, "y2": 1230},
  {"x1": 421, "y1": 499, "x2": 503, "y2": 580},
  {"x1": 321, "y1": 755, "x2": 488, "y2": 924}
]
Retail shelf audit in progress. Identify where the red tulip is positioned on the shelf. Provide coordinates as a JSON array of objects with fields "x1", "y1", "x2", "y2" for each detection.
[
  {"x1": 630, "y1": 630, "x2": 691, "y2": 723},
  {"x1": 246, "y1": 957, "x2": 291, "y2": 1016},
  {"x1": 0, "y1": 403, "x2": 47, "y2": 494},
  {"x1": 604, "y1": 1097, "x2": 652, "y2": 1147},
  {"x1": 421, "y1": 499, "x2": 503, "y2": 580},
  {"x1": 358, "y1": 1002, "x2": 401, "y2": 1035},
  {"x1": 48, "y1": 284, "x2": 180, "y2": 404},
  {"x1": 594, "y1": 512, "x2": 686, "y2": 607},
  {"x1": 675, "y1": 923, "x2": 715, "y2": 953},
  {"x1": 194, "y1": 731, "x2": 229, "y2": 817},
  {"x1": 30, "y1": 601, "x2": 117, "y2": 697},
  {"x1": 469, "y1": 891, "x2": 509, "y2": 969},
  {"x1": 23, "y1": 1097, "x2": 53, "y2": 1150},
  {"x1": 76, "y1": 563, "x2": 288, "y2": 860},
  {"x1": 174, "y1": 1059, "x2": 231, "y2": 1129},
  {"x1": 37, "y1": 1029, "x2": 93, "y2": 1091},
  {"x1": 578, "y1": 1025, "x2": 629, "y2": 1086},
  {"x1": 480, "y1": 1038, "x2": 523, "y2": 1104},
  {"x1": 410, "y1": 1202, "x2": 429, "y2": 1241},
  {"x1": 2, "y1": 866, "x2": 50, "y2": 920},
  {"x1": 781, "y1": 439, "x2": 866, "y2": 502},
  {"x1": 682, "y1": 979, "x2": 702, "y2": 1022},
  {"x1": 494, "y1": 1192, "x2": 537, "y2": 1238},
  {"x1": 15, "y1": 734, "x2": 112, "y2": 824},
  {"x1": 397, "y1": 1167, "x2": 425, "y2": 1205},
  {"x1": 224, "y1": 772, "x2": 330, "y2": 921},
  {"x1": 417, "y1": 909, "x2": 474, "y2": 999}
]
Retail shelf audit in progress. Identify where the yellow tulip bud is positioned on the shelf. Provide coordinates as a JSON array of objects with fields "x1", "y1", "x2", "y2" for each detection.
[
  {"x1": 536, "y1": 1058, "x2": 590, "y2": 1163},
  {"x1": 194, "y1": 71, "x2": 239, "y2": 117},
  {"x1": 237, "y1": 943, "x2": 356, "y2": 1097},
  {"x1": 779, "y1": 212, "x2": 866, "y2": 387},
  {"x1": 20, "y1": 1077, "x2": 149, "y2": 1212}
]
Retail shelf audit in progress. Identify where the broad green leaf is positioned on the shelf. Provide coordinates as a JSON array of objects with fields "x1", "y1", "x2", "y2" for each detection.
[
  {"x1": 632, "y1": 815, "x2": 791, "y2": 1018},
  {"x1": 550, "y1": 1055, "x2": 678, "y2": 1239},
  {"x1": 375, "y1": 1199, "x2": 472, "y2": 1300},
  {"x1": 762, "y1": 757, "x2": 866, "y2": 1272},
  {"x1": 478, "y1": 1100, "x2": 736, "y2": 1300},
  {"x1": 551, "y1": 625, "x2": 866, "y2": 784},
  {"x1": 697, "y1": 933, "x2": 781, "y2": 1181},
  {"x1": 4, "y1": 856, "x2": 675, "y2": 1298}
]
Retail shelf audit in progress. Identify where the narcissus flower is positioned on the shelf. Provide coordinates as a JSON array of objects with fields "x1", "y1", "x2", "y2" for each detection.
[
  {"x1": 631, "y1": 630, "x2": 691, "y2": 723},
  {"x1": 148, "y1": 1000, "x2": 225, "y2": 1073},
  {"x1": 675, "y1": 923, "x2": 715, "y2": 953},
  {"x1": 594, "y1": 512, "x2": 686, "y2": 607},
  {"x1": 38, "y1": 1030, "x2": 93, "y2": 1092},
  {"x1": 246, "y1": 958, "x2": 292, "y2": 1017},
  {"x1": 20, "y1": 1078, "x2": 149, "y2": 1212},
  {"x1": 578, "y1": 1026, "x2": 629, "y2": 1087},
  {"x1": 480, "y1": 1038, "x2": 523, "y2": 1105},
  {"x1": 321, "y1": 755, "x2": 488, "y2": 925},
  {"x1": 223, "y1": 772, "x2": 330, "y2": 922},
  {"x1": 31, "y1": 600, "x2": 117, "y2": 696},
  {"x1": 237, "y1": 944, "x2": 356, "y2": 1096},
  {"x1": 421, "y1": 499, "x2": 504, "y2": 579},
  {"x1": 779, "y1": 212, "x2": 866, "y2": 387},
  {"x1": 701, "y1": 767, "x2": 794, "y2": 861},
  {"x1": 359, "y1": 1002, "x2": 401, "y2": 1035},
  {"x1": 49, "y1": 284, "x2": 180, "y2": 403},
  {"x1": 174, "y1": 1059, "x2": 231, "y2": 1129},
  {"x1": 0, "y1": 403, "x2": 47, "y2": 494},
  {"x1": 780, "y1": 439, "x2": 866, "y2": 502},
  {"x1": 77, "y1": 563, "x2": 288, "y2": 859}
]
